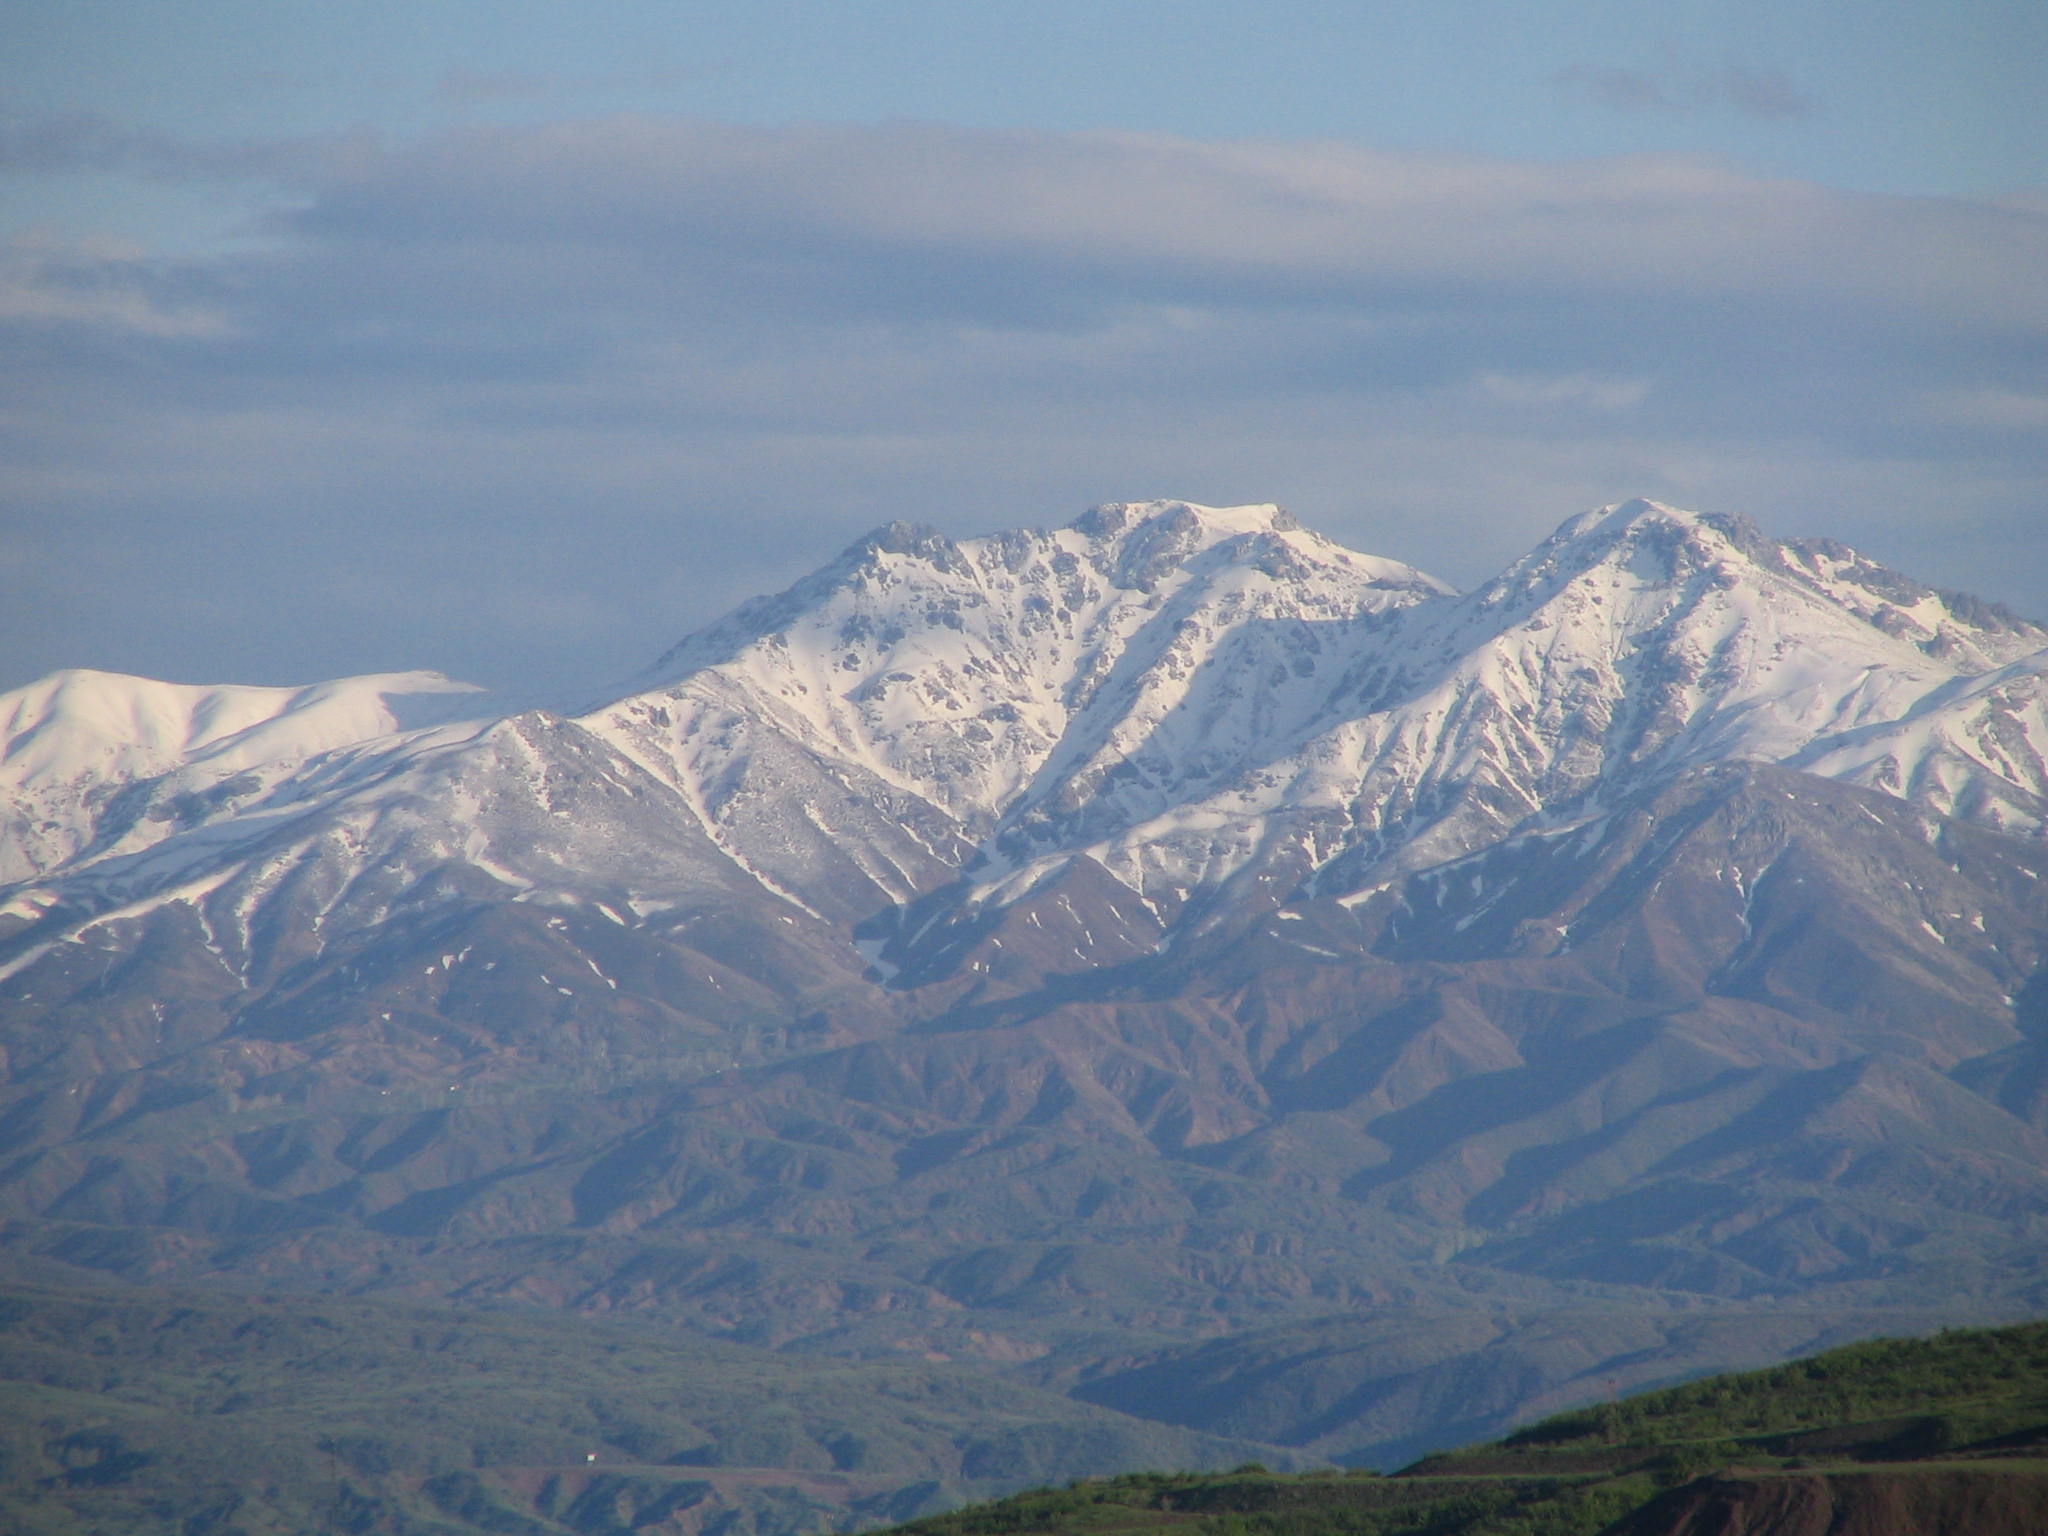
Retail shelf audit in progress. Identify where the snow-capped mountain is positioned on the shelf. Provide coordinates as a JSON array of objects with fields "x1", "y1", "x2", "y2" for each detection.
[
  {"x1": 0, "y1": 668, "x2": 488, "y2": 887},
  {"x1": 3, "y1": 497, "x2": 2046, "y2": 1506},
  {"x1": 6, "y1": 497, "x2": 2041, "y2": 990}
]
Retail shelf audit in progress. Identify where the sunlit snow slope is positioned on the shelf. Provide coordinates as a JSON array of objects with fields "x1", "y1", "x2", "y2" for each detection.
[{"x1": 2, "y1": 498, "x2": 2042, "y2": 987}]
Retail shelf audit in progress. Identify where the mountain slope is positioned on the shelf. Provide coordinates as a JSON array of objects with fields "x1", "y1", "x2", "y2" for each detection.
[{"x1": 1, "y1": 496, "x2": 2045, "y2": 1527}]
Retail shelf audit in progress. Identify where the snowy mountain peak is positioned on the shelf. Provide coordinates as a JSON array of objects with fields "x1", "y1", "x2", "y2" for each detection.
[
  {"x1": 1069, "y1": 498, "x2": 1297, "y2": 540},
  {"x1": 924, "y1": 496, "x2": 2048, "y2": 920},
  {"x1": 1553, "y1": 496, "x2": 1676, "y2": 538},
  {"x1": 823, "y1": 504, "x2": 1313, "y2": 600},
  {"x1": 646, "y1": 499, "x2": 1447, "y2": 679},
  {"x1": 842, "y1": 519, "x2": 973, "y2": 573},
  {"x1": 1478, "y1": 498, "x2": 2043, "y2": 666},
  {"x1": 0, "y1": 668, "x2": 489, "y2": 886},
  {"x1": 5, "y1": 496, "x2": 2043, "y2": 998},
  {"x1": 1496, "y1": 498, "x2": 1767, "y2": 596},
  {"x1": 600, "y1": 501, "x2": 1455, "y2": 859},
  {"x1": 0, "y1": 668, "x2": 489, "y2": 797},
  {"x1": 0, "y1": 668, "x2": 481, "y2": 765},
  {"x1": 1571, "y1": 496, "x2": 1720, "y2": 531}
]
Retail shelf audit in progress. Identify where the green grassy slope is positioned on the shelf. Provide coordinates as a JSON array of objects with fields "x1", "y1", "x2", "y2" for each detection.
[{"x1": 883, "y1": 1320, "x2": 2048, "y2": 1536}]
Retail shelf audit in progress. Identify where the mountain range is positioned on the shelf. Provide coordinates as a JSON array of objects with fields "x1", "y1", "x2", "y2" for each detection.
[{"x1": 3, "y1": 497, "x2": 2046, "y2": 1527}]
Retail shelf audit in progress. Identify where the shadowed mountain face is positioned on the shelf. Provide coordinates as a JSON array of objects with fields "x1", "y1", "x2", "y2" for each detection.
[{"x1": 2, "y1": 498, "x2": 2046, "y2": 1518}]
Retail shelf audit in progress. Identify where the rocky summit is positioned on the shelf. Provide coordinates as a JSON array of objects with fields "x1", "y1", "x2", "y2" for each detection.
[{"x1": 3, "y1": 498, "x2": 2046, "y2": 1525}]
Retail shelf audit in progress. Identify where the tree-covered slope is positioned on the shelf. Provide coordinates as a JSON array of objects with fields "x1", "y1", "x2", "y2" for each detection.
[{"x1": 882, "y1": 1320, "x2": 2048, "y2": 1536}]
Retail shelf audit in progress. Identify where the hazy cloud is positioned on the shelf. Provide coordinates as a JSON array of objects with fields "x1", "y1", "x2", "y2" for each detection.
[
  {"x1": 434, "y1": 68, "x2": 558, "y2": 103},
  {"x1": 0, "y1": 107, "x2": 377, "y2": 185},
  {"x1": 4, "y1": 113, "x2": 2042, "y2": 696},
  {"x1": 0, "y1": 234, "x2": 231, "y2": 335},
  {"x1": 1715, "y1": 65, "x2": 1815, "y2": 121},
  {"x1": 239, "y1": 116, "x2": 2036, "y2": 344},
  {"x1": 1929, "y1": 387, "x2": 2048, "y2": 431},
  {"x1": 431, "y1": 66, "x2": 700, "y2": 104},
  {"x1": 1558, "y1": 60, "x2": 1816, "y2": 121},
  {"x1": 1475, "y1": 373, "x2": 1651, "y2": 412}
]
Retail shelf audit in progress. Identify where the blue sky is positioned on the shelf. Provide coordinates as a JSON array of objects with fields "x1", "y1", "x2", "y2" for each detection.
[{"x1": 5, "y1": 1, "x2": 2045, "y2": 695}]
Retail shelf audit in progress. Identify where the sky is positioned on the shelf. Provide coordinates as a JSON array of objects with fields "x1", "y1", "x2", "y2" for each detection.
[{"x1": 4, "y1": 0, "x2": 2045, "y2": 700}]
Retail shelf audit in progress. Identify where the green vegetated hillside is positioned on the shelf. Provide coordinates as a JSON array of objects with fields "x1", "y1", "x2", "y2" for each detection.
[
  {"x1": 2, "y1": 1281, "x2": 2046, "y2": 1535},
  {"x1": 883, "y1": 1320, "x2": 2048, "y2": 1536},
  {"x1": 0, "y1": 1276, "x2": 1280, "y2": 1536}
]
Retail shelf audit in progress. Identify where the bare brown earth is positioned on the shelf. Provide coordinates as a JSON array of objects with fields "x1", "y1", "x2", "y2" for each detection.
[{"x1": 1607, "y1": 1464, "x2": 2048, "y2": 1535}]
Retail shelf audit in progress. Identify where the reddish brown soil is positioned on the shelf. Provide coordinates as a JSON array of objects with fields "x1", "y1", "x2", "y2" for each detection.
[{"x1": 1606, "y1": 1465, "x2": 2048, "y2": 1535}]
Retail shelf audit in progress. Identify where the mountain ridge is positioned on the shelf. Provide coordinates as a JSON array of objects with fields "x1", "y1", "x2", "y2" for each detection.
[{"x1": 7, "y1": 498, "x2": 2042, "y2": 935}]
